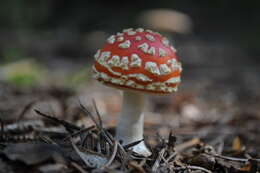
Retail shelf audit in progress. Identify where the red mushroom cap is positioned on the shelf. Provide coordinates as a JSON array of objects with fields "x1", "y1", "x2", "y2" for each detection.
[{"x1": 92, "y1": 28, "x2": 182, "y2": 94}]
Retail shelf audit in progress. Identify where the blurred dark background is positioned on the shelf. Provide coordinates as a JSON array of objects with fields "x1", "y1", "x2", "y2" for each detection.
[{"x1": 0, "y1": 0, "x2": 260, "y2": 94}]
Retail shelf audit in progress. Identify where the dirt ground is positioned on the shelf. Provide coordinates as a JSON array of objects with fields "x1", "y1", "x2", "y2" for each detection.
[{"x1": 0, "y1": 64, "x2": 260, "y2": 173}]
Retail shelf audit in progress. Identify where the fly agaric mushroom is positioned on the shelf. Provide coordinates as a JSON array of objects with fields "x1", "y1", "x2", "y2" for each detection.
[{"x1": 92, "y1": 28, "x2": 182, "y2": 156}]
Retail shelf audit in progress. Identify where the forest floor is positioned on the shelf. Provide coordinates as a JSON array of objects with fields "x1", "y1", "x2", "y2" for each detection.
[{"x1": 0, "y1": 66, "x2": 260, "y2": 173}]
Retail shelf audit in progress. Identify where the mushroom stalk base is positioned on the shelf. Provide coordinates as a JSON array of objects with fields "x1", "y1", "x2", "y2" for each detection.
[{"x1": 116, "y1": 91, "x2": 151, "y2": 157}]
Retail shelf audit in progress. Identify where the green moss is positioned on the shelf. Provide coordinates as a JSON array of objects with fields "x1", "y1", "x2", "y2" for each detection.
[
  {"x1": 7, "y1": 73, "x2": 37, "y2": 87},
  {"x1": 1, "y1": 59, "x2": 45, "y2": 87}
]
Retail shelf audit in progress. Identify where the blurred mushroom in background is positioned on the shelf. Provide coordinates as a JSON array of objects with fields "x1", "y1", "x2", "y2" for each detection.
[{"x1": 137, "y1": 9, "x2": 193, "y2": 34}]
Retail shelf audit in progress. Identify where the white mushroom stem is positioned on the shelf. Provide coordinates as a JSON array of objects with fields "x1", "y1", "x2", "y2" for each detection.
[{"x1": 116, "y1": 91, "x2": 151, "y2": 157}]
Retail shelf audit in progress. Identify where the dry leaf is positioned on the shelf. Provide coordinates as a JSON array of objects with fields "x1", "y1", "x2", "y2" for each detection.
[{"x1": 232, "y1": 136, "x2": 241, "y2": 152}]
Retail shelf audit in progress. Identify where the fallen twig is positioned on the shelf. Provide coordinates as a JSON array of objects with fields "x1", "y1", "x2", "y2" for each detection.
[
  {"x1": 34, "y1": 109, "x2": 80, "y2": 132},
  {"x1": 78, "y1": 100, "x2": 101, "y2": 130},
  {"x1": 123, "y1": 139, "x2": 144, "y2": 150},
  {"x1": 18, "y1": 100, "x2": 37, "y2": 120},
  {"x1": 102, "y1": 140, "x2": 118, "y2": 168},
  {"x1": 71, "y1": 162, "x2": 88, "y2": 173},
  {"x1": 63, "y1": 125, "x2": 96, "y2": 141},
  {"x1": 152, "y1": 148, "x2": 166, "y2": 172},
  {"x1": 92, "y1": 99, "x2": 103, "y2": 128},
  {"x1": 186, "y1": 165, "x2": 212, "y2": 173},
  {"x1": 175, "y1": 138, "x2": 201, "y2": 152},
  {"x1": 206, "y1": 153, "x2": 260, "y2": 163}
]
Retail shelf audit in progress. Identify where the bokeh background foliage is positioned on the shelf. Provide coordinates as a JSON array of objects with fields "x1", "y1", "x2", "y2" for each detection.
[{"x1": 1, "y1": 0, "x2": 260, "y2": 88}]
